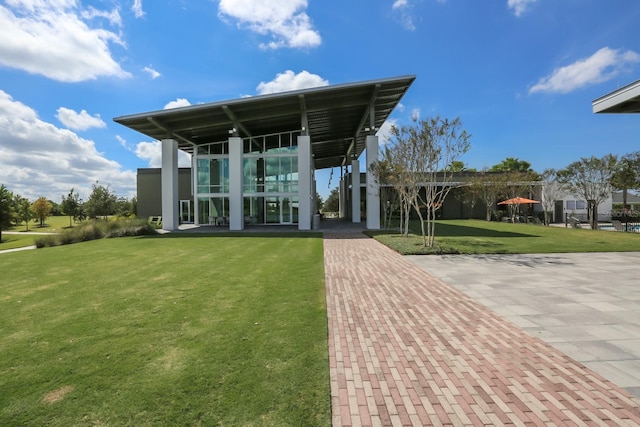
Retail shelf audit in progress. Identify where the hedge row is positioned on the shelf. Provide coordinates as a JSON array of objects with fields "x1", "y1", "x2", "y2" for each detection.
[{"x1": 35, "y1": 219, "x2": 157, "y2": 248}]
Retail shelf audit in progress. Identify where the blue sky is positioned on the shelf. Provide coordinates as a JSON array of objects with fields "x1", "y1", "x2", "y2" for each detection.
[{"x1": 1, "y1": 0, "x2": 638, "y2": 203}]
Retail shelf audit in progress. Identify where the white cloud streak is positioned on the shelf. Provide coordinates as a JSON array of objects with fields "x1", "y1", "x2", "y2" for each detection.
[
  {"x1": 0, "y1": 1, "x2": 130, "y2": 82},
  {"x1": 132, "y1": 0, "x2": 145, "y2": 18},
  {"x1": 529, "y1": 47, "x2": 640, "y2": 95},
  {"x1": 507, "y1": 0, "x2": 538, "y2": 17},
  {"x1": 218, "y1": 0, "x2": 321, "y2": 49},
  {"x1": 391, "y1": 0, "x2": 417, "y2": 31},
  {"x1": 143, "y1": 65, "x2": 161, "y2": 79},
  {"x1": 256, "y1": 70, "x2": 328, "y2": 95},
  {"x1": 56, "y1": 107, "x2": 106, "y2": 131},
  {"x1": 0, "y1": 90, "x2": 135, "y2": 201}
]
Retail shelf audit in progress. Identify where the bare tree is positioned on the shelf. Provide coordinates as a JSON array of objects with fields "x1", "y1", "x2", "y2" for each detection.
[
  {"x1": 381, "y1": 117, "x2": 471, "y2": 247},
  {"x1": 466, "y1": 172, "x2": 505, "y2": 221},
  {"x1": 540, "y1": 169, "x2": 564, "y2": 225},
  {"x1": 558, "y1": 155, "x2": 618, "y2": 229}
]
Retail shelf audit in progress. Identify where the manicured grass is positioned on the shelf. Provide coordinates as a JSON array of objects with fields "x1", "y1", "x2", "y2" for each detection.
[
  {"x1": 368, "y1": 219, "x2": 640, "y2": 255},
  {"x1": 0, "y1": 233, "x2": 37, "y2": 250},
  {"x1": 8, "y1": 215, "x2": 72, "y2": 233},
  {"x1": 0, "y1": 235, "x2": 330, "y2": 426},
  {"x1": 1, "y1": 216, "x2": 72, "y2": 250}
]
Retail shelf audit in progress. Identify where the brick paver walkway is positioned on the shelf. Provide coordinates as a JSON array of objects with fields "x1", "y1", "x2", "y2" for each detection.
[{"x1": 323, "y1": 233, "x2": 640, "y2": 426}]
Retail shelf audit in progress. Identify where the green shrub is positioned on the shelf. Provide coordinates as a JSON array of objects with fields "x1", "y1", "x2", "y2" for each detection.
[{"x1": 35, "y1": 219, "x2": 156, "y2": 248}]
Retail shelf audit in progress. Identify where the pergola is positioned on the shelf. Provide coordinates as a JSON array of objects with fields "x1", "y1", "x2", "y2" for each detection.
[
  {"x1": 593, "y1": 79, "x2": 640, "y2": 113},
  {"x1": 114, "y1": 75, "x2": 416, "y2": 230}
]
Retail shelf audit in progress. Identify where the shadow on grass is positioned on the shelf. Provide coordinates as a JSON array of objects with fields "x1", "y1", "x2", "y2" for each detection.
[
  {"x1": 368, "y1": 223, "x2": 534, "y2": 239},
  {"x1": 146, "y1": 231, "x2": 323, "y2": 239},
  {"x1": 432, "y1": 222, "x2": 535, "y2": 238}
]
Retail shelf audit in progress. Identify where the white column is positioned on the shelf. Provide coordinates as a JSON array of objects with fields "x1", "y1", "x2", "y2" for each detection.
[
  {"x1": 192, "y1": 154, "x2": 199, "y2": 226},
  {"x1": 228, "y1": 136, "x2": 243, "y2": 230},
  {"x1": 161, "y1": 138, "x2": 179, "y2": 231},
  {"x1": 298, "y1": 135, "x2": 312, "y2": 230},
  {"x1": 339, "y1": 176, "x2": 345, "y2": 219},
  {"x1": 351, "y1": 159, "x2": 361, "y2": 223},
  {"x1": 366, "y1": 135, "x2": 380, "y2": 230}
]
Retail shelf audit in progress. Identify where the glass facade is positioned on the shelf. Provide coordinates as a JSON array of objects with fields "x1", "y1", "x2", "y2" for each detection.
[{"x1": 195, "y1": 131, "x2": 300, "y2": 225}]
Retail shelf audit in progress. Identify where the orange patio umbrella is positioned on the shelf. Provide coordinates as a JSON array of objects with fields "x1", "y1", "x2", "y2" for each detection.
[{"x1": 498, "y1": 197, "x2": 539, "y2": 205}]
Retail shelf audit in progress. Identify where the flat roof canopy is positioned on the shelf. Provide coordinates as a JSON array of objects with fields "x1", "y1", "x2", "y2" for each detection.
[
  {"x1": 592, "y1": 79, "x2": 640, "y2": 113},
  {"x1": 114, "y1": 75, "x2": 415, "y2": 169}
]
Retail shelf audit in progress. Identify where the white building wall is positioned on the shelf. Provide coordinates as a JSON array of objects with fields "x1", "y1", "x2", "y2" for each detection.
[
  {"x1": 351, "y1": 159, "x2": 360, "y2": 223},
  {"x1": 228, "y1": 136, "x2": 244, "y2": 230},
  {"x1": 298, "y1": 135, "x2": 312, "y2": 230},
  {"x1": 161, "y1": 138, "x2": 179, "y2": 231},
  {"x1": 366, "y1": 135, "x2": 380, "y2": 229}
]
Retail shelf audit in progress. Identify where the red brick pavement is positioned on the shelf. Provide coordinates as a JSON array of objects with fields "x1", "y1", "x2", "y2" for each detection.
[{"x1": 323, "y1": 233, "x2": 640, "y2": 426}]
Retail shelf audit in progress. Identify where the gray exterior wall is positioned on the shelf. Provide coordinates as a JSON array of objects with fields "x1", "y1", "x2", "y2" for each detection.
[{"x1": 137, "y1": 168, "x2": 192, "y2": 220}]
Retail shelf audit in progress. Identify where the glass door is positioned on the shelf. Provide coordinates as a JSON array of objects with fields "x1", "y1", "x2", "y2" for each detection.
[
  {"x1": 281, "y1": 197, "x2": 292, "y2": 224},
  {"x1": 180, "y1": 200, "x2": 192, "y2": 223}
]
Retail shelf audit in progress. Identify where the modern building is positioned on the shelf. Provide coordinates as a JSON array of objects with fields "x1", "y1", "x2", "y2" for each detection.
[
  {"x1": 115, "y1": 76, "x2": 415, "y2": 231},
  {"x1": 592, "y1": 79, "x2": 640, "y2": 113}
]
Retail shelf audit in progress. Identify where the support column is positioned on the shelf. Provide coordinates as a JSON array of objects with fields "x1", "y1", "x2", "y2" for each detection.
[
  {"x1": 192, "y1": 154, "x2": 199, "y2": 226},
  {"x1": 366, "y1": 135, "x2": 380, "y2": 230},
  {"x1": 351, "y1": 159, "x2": 361, "y2": 223},
  {"x1": 298, "y1": 135, "x2": 312, "y2": 230},
  {"x1": 161, "y1": 138, "x2": 179, "y2": 231},
  {"x1": 339, "y1": 173, "x2": 346, "y2": 219},
  {"x1": 228, "y1": 136, "x2": 243, "y2": 231}
]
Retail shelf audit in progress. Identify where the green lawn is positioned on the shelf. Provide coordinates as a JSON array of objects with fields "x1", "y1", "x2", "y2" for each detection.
[
  {"x1": 369, "y1": 219, "x2": 640, "y2": 255},
  {"x1": 1, "y1": 216, "x2": 73, "y2": 250},
  {"x1": 0, "y1": 235, "x2": 330, "y2": 426},
  {"x1": 8, "y1": 215, "x2": 72, "y2": 233},
  {"x1": 0, "y1": 233, "x2": 38, "y2": 251}
]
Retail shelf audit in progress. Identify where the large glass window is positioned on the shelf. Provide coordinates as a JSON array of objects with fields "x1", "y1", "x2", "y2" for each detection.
[
  {"x1": 197, "y1": 158, "x2": 229, "y2": 194},
  {"x1": 242, "y1": 131, "x2": 300, "y2": 154},
  {"x1": 198, "y1": 197, "x2": 229, "y2": 224},
  {"x1": 243, "y1": 196, "x2": 298, "y2": 225},
  {"x1": 244, "y1": 156, "x2": 297, "y2": 194}
]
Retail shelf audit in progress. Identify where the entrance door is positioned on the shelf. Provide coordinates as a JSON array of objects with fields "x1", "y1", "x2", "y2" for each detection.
[
  {"x1": 554, "y1": 200, "x2": 564, "y2": 223},
  {"x1": 180, "y1": 200, "x2": 192, "y2": 223},
  {"x1": 281, "y1": 197, "x2": 292, "y2": 224}
]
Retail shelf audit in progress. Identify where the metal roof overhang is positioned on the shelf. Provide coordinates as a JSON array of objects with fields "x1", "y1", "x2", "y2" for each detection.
[
  {"x1": 592, "y1": 79, "x2": 640, "y2": 113},
  {"x1": 114, "y1": 75, "x2": 416, "y2": 170}
]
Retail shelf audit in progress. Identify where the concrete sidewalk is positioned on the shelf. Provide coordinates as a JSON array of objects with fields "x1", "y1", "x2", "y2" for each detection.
[
  {"x1": 323, "y1": 234, "x2": 640, "y2": 426},
  {"x1": 407, "y1": 252, "x2": 640, "y2": 399}
]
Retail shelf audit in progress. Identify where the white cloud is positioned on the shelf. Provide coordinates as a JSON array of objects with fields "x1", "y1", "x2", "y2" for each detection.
[
  {"x1": 256, "y1": 70, "x2": 328, "y2": 95},
  {"x1": 377, "y1": 119, "x2": 398, "y2": 145},
  {"x1": 163, "y1": 98, "x2": 192, "y2": 109},
  {"x1": 56, "y1": 107, "x2": 106, "y2": 131},
  {"x1": 507, "y1": 0, "x2": 538, "y2": 17},
  {"x1": 135, "y1": 141, "x2": 191, "y2": 168},
  {"x1": 80, "y1": 6, "x2": 122, "y2": 27},
  {"x1": 218, "y1": 0, "x2": 321, "y2": 49},
  {"x1": 143, "y1": 65, "x2": 161, "y2": 79},
  {"x1": 0, "y1": 1, "x2": 130, "y2": 82},
  {"x1": 116, "y1": 135, "x2": 131, "y2": 151},
  {"x1": 0, "y1": 90, "x2": 135, "y2": 201},
  {"x1": 410, "y1": 108, "x2": 421, "y2": 121},
  {"x1": 392, "y1": 0, "x2": 408, "y2": 9},
  {"x1": 529, "y1": 47, "x2": 640, "y2": 95},
  {"x1": 132, "y1": 0, "x2": 145, "y2": 18},
  {"x1": 391, "y1": 0, "x2": 417, "y2": 31}
]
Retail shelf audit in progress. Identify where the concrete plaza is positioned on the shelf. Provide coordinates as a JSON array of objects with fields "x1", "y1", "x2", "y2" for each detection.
[{"x1": 407, "y1": 252, "x2": 640, "y2": 398}]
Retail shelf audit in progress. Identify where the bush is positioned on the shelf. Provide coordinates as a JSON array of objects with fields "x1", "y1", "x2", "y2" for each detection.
[{"x1": 34, "y1": 219, "x2": 156, "y2": 248}]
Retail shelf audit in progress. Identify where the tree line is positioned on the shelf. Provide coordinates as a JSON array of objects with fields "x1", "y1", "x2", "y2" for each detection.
[
  {"x1": 0, "y1": 182, "x2": 136, "y2": 242},
  {"x1": 323, "y1": 117, "x2": 640, "y2": 248}
]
